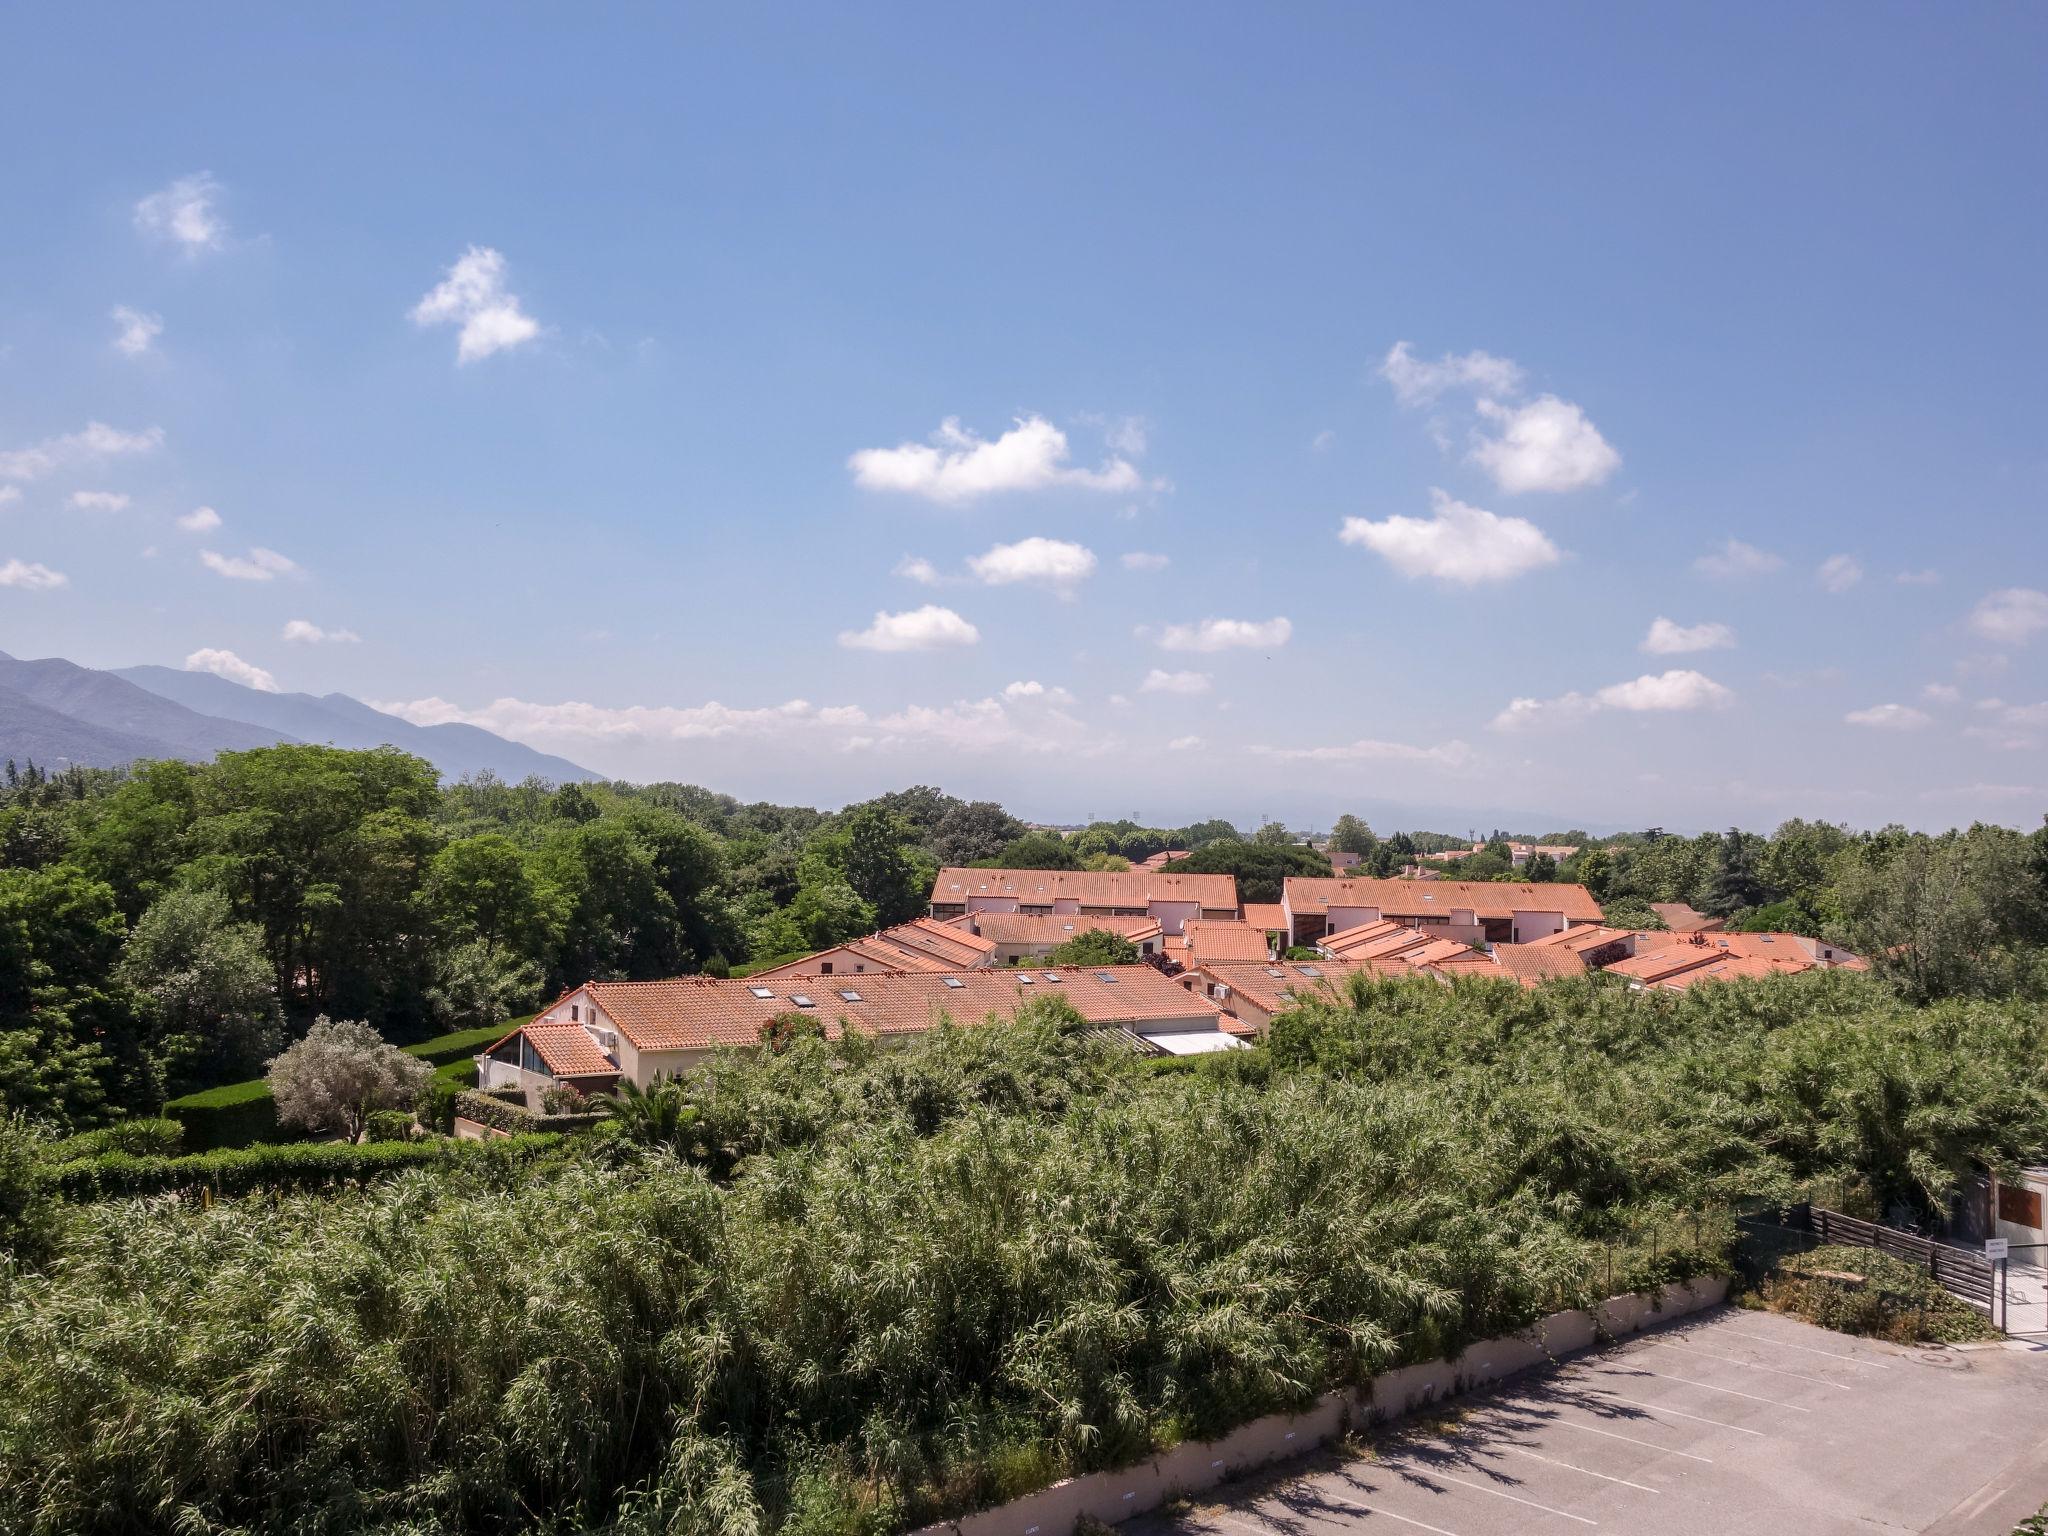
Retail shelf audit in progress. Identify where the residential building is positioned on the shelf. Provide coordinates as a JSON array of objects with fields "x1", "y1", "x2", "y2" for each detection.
[
  {"x1": 478, "y1": 964, "x2": 1241, "y2": 1095},
  {"x1": 751, "y1": 917, "x2": 997, "y2": 977},
  {"x1": 928, "y1": 867, "x2": 1239, "y2": 933},
  {"x1": 1519, "y1": 924, "x2": 1683, "y2": 969},
  {"x1": 1170, "y1": 919, "x2": 1274, "y2": 967},
  {"x1": 1422, "y1": 841, "x2": 1580, "y2": 868},
  {"x1": 1315, "y1": 918, "x2": 1441, "y2": 963},
  {"x1": 1603, "y1": 931, "x2": 1865, "y2": 990},
  {"x1": 1649, "y1": 902, "x2": 1724, "y2": 934},
  {"x1": 1282, "y1": 877, "x2": 1604, "y2": 947},
  {"x1": 1240, "y1": 902, "x2": 1290, "y2": 942},
  {"x1": 944, "y1": 910, "x2": 1164, "y2": 963},
  {"x1": 1185, "y1": 959, "x2": 1384, "y2": 1030}
]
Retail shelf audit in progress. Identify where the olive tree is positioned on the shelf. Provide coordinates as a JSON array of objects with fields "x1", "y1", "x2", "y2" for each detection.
[{"x1": 267, "y1": 1017, "x2": 432, "y2": 1144}]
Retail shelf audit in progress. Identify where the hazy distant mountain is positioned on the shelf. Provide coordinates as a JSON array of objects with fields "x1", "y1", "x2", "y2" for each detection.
[
  {"x1": 0, "y1": 652, "x2": 291, "y2": 763},
  {"x1": 113, "y1": 664, "x2": 598, "y2": 783},
  {"x1": 0, "y1": 683, "x2": 187, "y2": 770}
]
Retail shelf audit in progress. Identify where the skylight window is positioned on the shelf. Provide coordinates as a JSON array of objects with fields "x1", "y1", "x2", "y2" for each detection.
[
  {"x1": 1095, "y1": 972, "x2": 1118, "y2": 984},
  {"x1": 943, "y1": 977, "x2": 965, "y2": 989},
  {"x1": 1044, "y1": 972, "x2": 1063, "y2": 982},
  {"x1": 1265, "y1": 967, "x2": 1284, "y2": 978},
  {"x1": 1298, "y1": 965, "x2": 1322, "y2": 978},
  {"x1": 1017, "y1": 974, "x2": 1034, "y2": 983},
  {"x1": 748, "y1": 986, "x2": 774, "y2": 999},
  {"x1": 790, "y1": 994, "x2": 816, "y2": 1008},
  {"x1": 838, "y1": 989, "x2": 863, "y2": 1002}
]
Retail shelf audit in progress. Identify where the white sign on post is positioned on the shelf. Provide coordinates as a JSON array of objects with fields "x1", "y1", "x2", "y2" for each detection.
[{"x1": 1985, "y1": 1238, "x2": 2009, "y2": 1261}]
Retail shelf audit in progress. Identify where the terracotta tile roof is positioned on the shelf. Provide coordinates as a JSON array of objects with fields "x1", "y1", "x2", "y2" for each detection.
[
  {"x1": 930, "y1": 867, "x2": 1240, "y2": 912},
  {"x1": 1240, "y1": 902, "x2": 1290, "y2": 931},
  {"x1": 1650, "y1": 902, "x2": 1724, "y2": 934},
  {"x1": 570, "y1": 965, "x2": 1221, "y2": 1054},
  {"x1": 1180, "y1": 920, "x2": 1273, "y2": 964},
  {"x1": 1402, "y1": 937, "x2": 1487, "y2": 969},
  {"x1": 1603, "y1": 931, "x2": 1859, "y2": 984},
  {"x1": 506, "y1": 1020, "x2": 624, "y2": 1081},
  {"x1": 754, "y1": 917, "x2": 996, "y2": 977},
  {"x1": 956, "y1": 911, "x2": 1163, "y2": 946},
  {"x1": 1643, "y1": 952, "x2": 1814, "y2": 989},
  {"x1": 1194, "y1": 959, "x2": 1408, "y2": 1015},
  {"x1": 1489, "y1": 943, "x2": 1591, "y2": 985},
  {"x1": 1521, "y1": 925, "x2": 1684, "y2": 957},
  {"x1": 1285, "y1": 877, "x2": 1604, "y2": 924},
  {"x1": 1318, "y1": 920, "x2": 1436, "y2": 961}
]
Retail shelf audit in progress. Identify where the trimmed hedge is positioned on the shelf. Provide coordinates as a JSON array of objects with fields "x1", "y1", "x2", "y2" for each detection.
[
  {"x1": 42, "y1": 1133, "x2": 564, "y2": 1202},
  {"x1": 452, "y1": 1089, "x2": 608, "y2": 1137},
  {"x1": 165, "y1": 1015, "x2": 533, "y2": 1151},
  {"x1": 43, "y1": 1119, "x2": 185, "y2": 1160}
]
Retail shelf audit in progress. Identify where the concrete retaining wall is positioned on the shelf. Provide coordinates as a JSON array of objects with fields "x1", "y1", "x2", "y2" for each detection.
[{"x1": 921, "y1": 1275, "x2": 1728, "y2": 1536}]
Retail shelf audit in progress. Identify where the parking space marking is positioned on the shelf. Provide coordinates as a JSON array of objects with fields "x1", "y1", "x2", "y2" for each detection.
[
  {"x1": 1370, "y1": 1466, "x2": 1598, "y2": 1526},
  {"x1": 1711, "y1": 1327, "x2": 1892, "y2": 1368},
  {"x1": 1638, "y1": 1339, "x2": 1851, "y2": 1390},
  {"x1": 1584, "y1": 1362, "x2": 1812, "y2": 1412},
  {"x1": 1494, "y1": 1443, "x2": 1662, "y2": 1493},
  {"x1": 1586, "y1": 1388, "x2": 1769, "y2": 1435},
  {"x1": 1534, "y1": 1415, "x2": 1715, "y2": 1464},
  {"x1": 1221, "y1": 1497, "x2": 1466, "y2": 1536}
]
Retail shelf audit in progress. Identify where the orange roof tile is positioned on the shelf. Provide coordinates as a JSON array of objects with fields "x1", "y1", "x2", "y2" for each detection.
[
  {"x1": 931, "y1": 866, "x2": 1239, "y2": 912},
  {"x1": 1285, "y1": 877, "x2": 1604, "y2": 924},
  {"x1": 512, "y1": 1021, "x2": 624, "y2": 1081},
  {"x1": 754, "y1": 917, "x2": 996, "y2": 977},
  {"x1": 957, "y1": 911, "x2": 1164, "y2": 946},
  {"x1": 1240, "y1": 902, "x2": 1290, "y2": 932},
  {"x1": 1181, "y1": 921, "x2": 1273, "y2": 964},
  {"x1": 1194, "y1": 959, "x2": 1412, "y2": 1015},
  {"x1": 1489, "y1": 943, "x2": 1591, "y2": 985}
]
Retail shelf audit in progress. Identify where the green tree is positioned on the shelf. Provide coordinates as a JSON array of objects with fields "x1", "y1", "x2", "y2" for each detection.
[
  {"x1": 1701, "y1": 827, "x2": 1771, "y2": 917},
  {"x1": 1523, "y1": 851, "x2": 1559, "y2": 882},
  {"x1": 427, "y1": 834, "x2": 548, "y2": 956},
  {"x1": 987, "y1": 831, "x2": 1082, "y2": 870},
  {"x1": 116, "y1": 888, "x2": 280, "y2": 1099},
  {"x1": 425, "y1": 939, "x2": 542, "y2": 1032},
  {"x1": 1047, "y1": 928, "x2": 1141, "y2": 967},
  {"x1": 1328, "y1": 814, "x2": 1377, "y2": 858},
  {"x1": 267, "y1": 1016, "x2": 434, "y2": 1144},
  {"x1": 1163, "y1": 840, "x2": 1333, "y2": 903}
]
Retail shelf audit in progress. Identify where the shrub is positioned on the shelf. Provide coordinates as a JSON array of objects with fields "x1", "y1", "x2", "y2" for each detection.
[
  {"x1": 0, "y1": 1112, "x2": 59, "y2": 1265},
  {"x1": 269, "y1": 1017, "x2": 434, "y2": 1144},
  {"x1": 163, "y1": 1076, "x2": 284, "y2": 1151},
  {"x1": 453, "y1": 1088, "x2": 607, "y2": 1137},
  {"x1": 39, "y1": 1133, "x2": 563, "y2": 1202},
  {"x1": 363, "y1": 1110, "x2": 415, "y2": 1143},
  {"x1": 418, "y1": 1077, "x2": 461, "y2": 1136},
  {"x1": 1755, "y1": 1244, "x2": 1999, "y2": 1344},
  {"x1": 42, "y1": 1118, "x2": 184, "y2": 1161}
]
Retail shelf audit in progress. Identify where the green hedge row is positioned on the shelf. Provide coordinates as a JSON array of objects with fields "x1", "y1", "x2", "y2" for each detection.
[
  {"x1": 164, "y1": 1017, "x2": 529, "y2": 1151},
  {"x1": 452, "y1": 1089, "x2": 609, "y2": 1137},
  {"x1": 43, "y1": 1133, "x2": 565, "y2": 1202}
]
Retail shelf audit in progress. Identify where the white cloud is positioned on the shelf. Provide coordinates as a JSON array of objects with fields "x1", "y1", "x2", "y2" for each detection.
[
  {"x1": 1166, "y1": 735, "x2": 1203, "y2": 751},
  {"x1": 966, "y1": 536, "x2": 1096, "y2": 594},
  {"x1": 200, "y1": 546, "x2": 300, "y2": 581},
  {"x1": 1251, "y1": 736, "x2": 1475, "y2": 768},
  {"x1": 1693, "y1": 538, "x2": 1784, "y2": 580},
  {"x1": 281, "y1": 619, "x2": 360, "y2": 645},
  {"x1": 111, "y1": 306, "x2": 163, "y2": 356},
  {"x1": 1896, "y1": 569, "x2": 1941, "y2": 586},
  {"x1": 848, "y1": 415, "x2": 1142, "y2": 504},
  {"x1": 1141, "y1": 668, "x2": 1211, "y2": 695},
  {"x1": 410, "y1": 246, "x2": 541, "y2": 363},
  {"x1": 1311, "y1": 429, "x2": 1336, "y2": 452},
  {"x1": 837, "y1": 604, "x2": 980, "y2": 652},
  {"x1": 1001, "y1": 679, "x2": 1073, "y2": 703},
  {"x1": 1378, "y1": 341, "x2": 1523, "y2": 406},
  {"x1": 0, "y1": 421, "x2": 164, "y2": 481},
  {"x1": 1641, "y1": 617, "x2": 1735, "y2": 655},
  {"x1": 0, "y1": 487, "x2": 18, "y2": 507},
  {"x1": 1104, "y1": 416, "x2": 1148, "y2": 456},
  {"x1": 177, "y1": 506, "x2": 222, "y2": 533},
  {"x1": 1818, "y1": 554, "x2": 1864, "y2": 594},
  {"x1": 68, "y1": 491, "x2": 130, "y2": 512},
  {"x1": 1339, "y1": 488, "x2": 1561, "y2": 585},
  {"x1": 1921, "y1": 683, "x2": 1962, "y2": 705},
  {"x1": 1969, "y1": 588, "x2": 2048, "y2": 647},
  {"x1": 1471, "y1": 396, "x2": 1620, "y2": 494},
  {"x1": 134, "y1": 173, "x2": 226, "y2": 250},
  {"x1": 184, "y1": 647, "x2": 278, "y2": 692},
  {"x1": 894, "y1": 555, "x2": 941, "y2": 585},
  {"x1": 1155, "y1": 616, "x2": 1292, "y2": 652},
  {"x1": 1845, "y1": 703, "x2": 1930, "y2": 730},
  {"x1": 1493, "y1": 669, "x2": 1734, "y2": 731},
  {"x1": 0, "y1": 559, "x2": 67, "y2": 590},
  {"x1": 1121, "y1": 551, "x2": 1170, "y2": 572}
]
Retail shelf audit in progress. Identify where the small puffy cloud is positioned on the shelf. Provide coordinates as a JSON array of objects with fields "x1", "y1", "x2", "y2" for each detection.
[
  {"x1": 1155, "y1": 616, "x2": 1292, "y2": 652},
  {"x1": 848, "y1": 415, "x2": 1141, "y2": 504},
  {"x1": 1896, "y1": 569, "x2": 1941, "y2": 586},
  {"x1": 1642, "y1": 617, "x2": 1735, "y2": 655},
  {"x1": 1845, "y1": 703, "x2": 1931, "y2": 730},
  {"x1": 0, "y1": 558, "x2": 67, "y2": 590},
  {"x1": 184, "y1": 647, "x2": 278, "y2": 692},
  {"x1": 0, "y1": 421, "x2": 163, "y2": 481},
  {"x1": 1339, "y1": 488, "x2": 1561, "y2": 585},
  {"x1": 201, "y1": 546, "x2": 300, "y2": 581},
  {"x1": 1969, "y1": 588, "x2": 2048, "y2": 647},
  {"x1": 281, "y1": 619, "x2": 360, "y2": 645},
  {"x1": 966, "y1": 536, "x2": 1096, "y2": 594},
  {"x1": 1251, "y1": 736, "x2": 1474, "y2": 768},
  {"x1": 177, "y1": 506, "x2": 222, "y2": 533},
  {"x1": 1471, "y1": 396, "x2": 1620, "y2": 494},
  {"x1": 1166, "y1": 735, "x2": 1203, "y2": 751},
  {"x1": 1493, "y1": 669, "x2": 1734, "y2": 731},
  {"x1": 410, "y1": 246, "x2": 541, "y2": 363},
  {"x1": 1921, "y1": 682, "x2": 1962, "y2": 705},
  {"x1": 1693, "y1": 538, "x2": 1784, "y2": 580},
  {"x1": 1141, "y1": 668, "x2": 1211, "y2": 695},
  {"x1": 1121, "y1": 550, "x2": 1170, "y2": 572},
  {"x1": 894, "y1": 555, "x2": 941, "y2": 585},
  {"x1": 111, "y1": 306, "x2": 163, "y2": 356},
  {"x1": 0, "y1": 487, "x2": 18, "y2": 506},
  {"x1": 1002, "y1": 679, "x2": 1072, "y2": 703},
  {"x1": 1311, "y1": 429, "x2": 1336, "y2": 452},
  {"x1": 1818, "y1": 554, "x2": 1864, "y2": 594},
  {"x1": 837, "y1": 604, "x2": 980, "y2": 652},
  {"x1": 1379, "y1": 341, "x2": 1523, "y2": 406},
  {"x1": 69, "y1": 491, "x2": 130, "y2": 512},
  {"x1": 134, "y1": 173, "x2": 226, "y2": 250}
]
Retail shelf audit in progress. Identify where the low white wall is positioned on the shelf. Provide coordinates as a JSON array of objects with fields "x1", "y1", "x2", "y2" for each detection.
[{"x1": 918, "y1": 1276, "x2": 1729, "y2": 1536}]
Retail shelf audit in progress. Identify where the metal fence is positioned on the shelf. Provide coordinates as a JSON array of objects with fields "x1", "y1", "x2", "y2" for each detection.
[{"x1": 1744, "y1": 1202, "x2": 2009, "y2": 1327}]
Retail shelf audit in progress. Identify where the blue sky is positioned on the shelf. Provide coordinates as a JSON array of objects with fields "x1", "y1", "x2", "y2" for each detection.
[{"x1": 3, "y1": 4, "x2": 2045, "y2": 832}]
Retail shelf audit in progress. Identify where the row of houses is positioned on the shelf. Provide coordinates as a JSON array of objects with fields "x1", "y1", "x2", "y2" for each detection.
[{"x1": 475, "y1": 865, "x2": 1861, "y2": 1107}]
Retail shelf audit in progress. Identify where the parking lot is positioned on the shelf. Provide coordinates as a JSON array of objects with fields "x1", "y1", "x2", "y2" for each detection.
[{"x1": 1134, "y1": 1308, "x2": 2048, "y2": 1536}]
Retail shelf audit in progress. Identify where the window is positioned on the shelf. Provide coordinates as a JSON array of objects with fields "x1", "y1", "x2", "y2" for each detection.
[
  {"x1": 1018, "y1": 974, "x2": 1034, "y2": 984},
  {"x1": 943, "y1": 977, "x2": 965, "y2": 989},
  {"x1": 790, "y1": 994, "x2": 816, "y2": 1009},
  {"x1": 821, "y1": 961, "x2": 834, "y2": 973},
  {"x1": 1265, "y1": 967, "x2": 1284, "y2": 978},
  {"x1": 749, "y1": 986, "x2": 775, "y2": 999},
  {"x1": 570, "y1": 1004, "x2": 580, "y2": 1021},
  {"x1": 1095, "y1": 971, "x2": 1118, "y2": 984},
  {"x1": 838, "y1": 989, "x2": 863, "y2": 1003},
  {"x1": 1298, "y1": 965, "x2": 1322, "y2": 978},
  {"x1": 1044, "y1": 971, "x2": 1063, "y2": 982}
]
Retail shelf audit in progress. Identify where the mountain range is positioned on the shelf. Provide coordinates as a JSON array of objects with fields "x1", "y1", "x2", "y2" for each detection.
[{"x1": 0, "y1": 651, "x2": 596, "y2": 784}]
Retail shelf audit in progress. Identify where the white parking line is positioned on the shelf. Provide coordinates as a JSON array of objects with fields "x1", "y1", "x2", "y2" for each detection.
[
  {"x1": 1585, "y1": 1363, "x2": 1812, "y2": 1413},
  {"x1": 1224, "y1": 1496, "x2": 1466, "y2": 1536},
  {"x1": 1538, "y1": 1415, "x2": 1716, "y2": 1464},
  {"x1": 1588, "y1": 1389, "x2": 1770, "y2": 1436},
  {"x1": 1638, "y1": 1339, "x2": 1851, "y2": 1390},
  {"x1": 1496, "y1": 1443, "x2": 1662, "y2": 1493},
  {"x1": 1372, "y1": 1467, "x2": 1597, "y2": 1526},
  {"x1": 1712, "y1": 1327, "x2": 1892, "y2": 1368}
]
